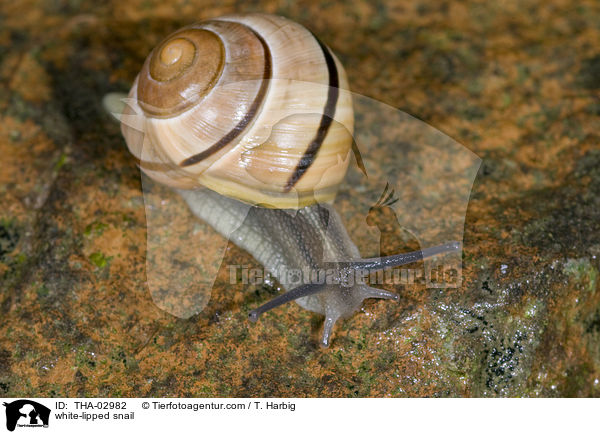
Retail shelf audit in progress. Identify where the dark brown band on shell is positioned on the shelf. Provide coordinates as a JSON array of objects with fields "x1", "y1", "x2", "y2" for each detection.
[
  {"x1": 179, "y1": 25, "x2": 272, "y2": 168},
  {"x1": 284, "y1": 37, "x2": 339, "y2": 192}
]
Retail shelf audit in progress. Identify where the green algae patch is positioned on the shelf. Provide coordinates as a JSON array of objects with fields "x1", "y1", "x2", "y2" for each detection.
[{"x1": 88, "y1": 252, "x2": 109, "y2": 269}]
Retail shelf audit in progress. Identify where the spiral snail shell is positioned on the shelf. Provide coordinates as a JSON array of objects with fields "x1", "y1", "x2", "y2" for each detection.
[{"x1": 121, "y1": 13, "x2": 354, "y2": 209}]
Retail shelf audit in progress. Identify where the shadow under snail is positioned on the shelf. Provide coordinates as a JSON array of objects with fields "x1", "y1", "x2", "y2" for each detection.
[{"x1": 104, "y1": 13, "x2": 459, "y2": 347}]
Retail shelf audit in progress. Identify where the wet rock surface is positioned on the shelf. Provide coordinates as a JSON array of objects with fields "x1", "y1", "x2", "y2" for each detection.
[{"x1": 0, "y1": 0, "x2": 599, "y2": 397}]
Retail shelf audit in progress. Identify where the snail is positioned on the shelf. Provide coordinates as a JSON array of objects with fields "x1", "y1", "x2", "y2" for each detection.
[{"x1": 104, "y1": 13, "x2": 459, "y2": 347}]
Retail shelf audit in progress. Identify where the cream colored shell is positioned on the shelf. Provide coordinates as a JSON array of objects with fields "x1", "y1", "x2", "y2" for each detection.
[{"x1": 121, "y1": 13, "x2": 354, "y2": 209}]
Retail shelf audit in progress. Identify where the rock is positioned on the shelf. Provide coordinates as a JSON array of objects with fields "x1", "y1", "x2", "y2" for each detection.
[{"x1": 0, "y1": 0, "x2": 599, "y2": 397}]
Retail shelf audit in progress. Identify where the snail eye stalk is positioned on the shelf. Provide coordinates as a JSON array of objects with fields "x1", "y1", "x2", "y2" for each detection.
[
  {"x1": 248, "y1": 283, "x2": 327, "y2": 321},
  {"x1": 351, "y1": 241, "x2": 460, "y2": 272}
]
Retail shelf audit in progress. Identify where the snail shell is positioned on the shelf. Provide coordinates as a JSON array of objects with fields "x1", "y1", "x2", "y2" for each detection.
[{"x1": 121, "y1": 13, "x2": 354, "y2": 209}]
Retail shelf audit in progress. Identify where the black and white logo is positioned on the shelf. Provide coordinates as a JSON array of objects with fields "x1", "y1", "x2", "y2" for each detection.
[{"x1": 2, "y1": 400, "x2": 50, "y2": 431}]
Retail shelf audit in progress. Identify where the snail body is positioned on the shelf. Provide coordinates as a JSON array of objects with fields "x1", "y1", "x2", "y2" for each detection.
[{"x1": 111, "y1": 13, "x2": 458, "y2": 347}]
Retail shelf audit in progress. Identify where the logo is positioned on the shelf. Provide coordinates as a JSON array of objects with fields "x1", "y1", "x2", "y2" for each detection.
[{"x1": 2, "y1": 400, "x2": 50, "y2": 431}]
